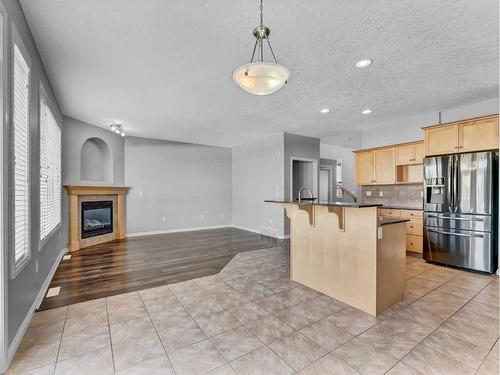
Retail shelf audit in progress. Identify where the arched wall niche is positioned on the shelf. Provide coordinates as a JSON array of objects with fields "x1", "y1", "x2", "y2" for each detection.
[{"x1": 80, "y1": 137, "x2": 113, "y2": 183}]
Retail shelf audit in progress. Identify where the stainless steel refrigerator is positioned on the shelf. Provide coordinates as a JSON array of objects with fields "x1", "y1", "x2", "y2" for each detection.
[{"x1": 423, "y1": 151, "x2": 498, "y2": 273}]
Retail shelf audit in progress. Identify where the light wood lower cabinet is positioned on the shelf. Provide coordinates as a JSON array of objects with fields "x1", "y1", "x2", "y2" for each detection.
[
  {"x1": 406, "y1": 234, "x2": 423, "y2": 253},
  {"x1": 379, "y1": 208, "x2": 423, "y2": 253},
  {"x1": 379, "y1": 208, "x2": 401, "y2": 218}
]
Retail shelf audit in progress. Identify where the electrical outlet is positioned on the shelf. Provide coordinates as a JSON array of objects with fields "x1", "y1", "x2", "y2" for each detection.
[
  {"x1": 269, "y1": 218, "x2": 273, "y2": 224},
  {"x1": 139, "y1": 191, "x2": 143, "y2": 197},
  {"x1": 420, "y1": 191, "x2": 424, "y2": 198},
  {"x1": 220, "y1": 213, "x2": 224, "y2": 220},
  {"x1": 366, "y1": 191, "x2": 372, "y2": 197},
  {"x1": 35, "y1": 260, "x2": 39, "y2": 273},
  {"x1": 162, "y1": 217, "x2": 166, "y2": 223},
  {"x1": 379, "y1": 191, "x2": 384, "y2": 197},
  {"x1": 200, "y1": 214, "x2": 204, "y2": 220}
]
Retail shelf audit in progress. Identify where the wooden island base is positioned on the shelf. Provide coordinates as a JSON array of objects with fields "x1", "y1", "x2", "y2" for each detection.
[{"x1": 277, "y1": 203, "x2": 407, "y2": 316}]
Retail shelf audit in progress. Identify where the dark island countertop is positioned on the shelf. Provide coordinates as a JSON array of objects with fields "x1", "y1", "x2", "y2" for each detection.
[
  {"x1": 378, "y1": 205, "x2": 423, "y2": 210},
  {"x1": 379, "y1": 217, "x2": 410, "y2": 226},
  {"x1": 264, "y1": 199, "x2": 382, "y2": 208}
]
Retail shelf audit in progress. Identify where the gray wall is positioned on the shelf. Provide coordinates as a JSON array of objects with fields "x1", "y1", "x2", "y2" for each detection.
[
  {"x1": 1, "y1": 0, "x2": 65, "y2": 347},
  {"x1": 62, "y1": 116, "x2": 124, "y2": 185},
  {"x1": 232, "y1": 134, "x2": 285, "y2": 238},
  {"x1": 360, "y1": 98, "x2": 499, "y2": 148},
  {"x1": 124, "y1": 136, "x2": 232, "y2": 234}
]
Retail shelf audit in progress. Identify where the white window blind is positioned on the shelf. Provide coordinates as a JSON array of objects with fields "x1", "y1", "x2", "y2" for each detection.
[
  {"x1": 13, "y1": 43, "x2": 30, "y2": 265},
  {"x1": 40, "y1": 93, "x2": 61, "y2": 241},
  {"x1": 336, "y1": 160, "x2": 343, "y2": 198}
]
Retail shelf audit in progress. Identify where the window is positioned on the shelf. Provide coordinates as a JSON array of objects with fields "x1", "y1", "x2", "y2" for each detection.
[
  {"x1": 12, "y1": 42, "x2": 30, "y2": 267},
  {"x1": 39, "y1": 90, "x2": 61, "y2": 242},
  {"x1": 335, "y1": 160, "x2": 343, "y2": 198}
]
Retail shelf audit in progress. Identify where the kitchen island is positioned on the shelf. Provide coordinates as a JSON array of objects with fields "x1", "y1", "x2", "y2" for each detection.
[{"x1": 265, "y1": 200, "x2": 408, "y2": 316}]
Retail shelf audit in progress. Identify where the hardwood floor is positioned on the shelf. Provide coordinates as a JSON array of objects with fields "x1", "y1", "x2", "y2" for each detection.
[{"x1": 39, "y1": 227, "x2": 281, "y2": 310}]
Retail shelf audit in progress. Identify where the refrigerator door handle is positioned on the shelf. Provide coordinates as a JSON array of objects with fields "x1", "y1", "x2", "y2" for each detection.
[
  {"x1": 447, "y1": 157, "x2": 454, "y2": 213},
  {"x1": 426, "y1": 214, "x2": 485, "y2": 222},
  {"x1": 453, "y1": 155, "x2": 459, "y2": 213},
  {"x1": 426, "y1": 228, "x2": 484, "y2": 238}
]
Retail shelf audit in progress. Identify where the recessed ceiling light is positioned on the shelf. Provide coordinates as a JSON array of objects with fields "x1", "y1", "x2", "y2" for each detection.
[
  {"x1": 320, "y1": 108, "x2": 331, "y2": 114},
  {"x1": 362, "y1": 109, "x2": 373, "y2": 115},
  {"x1": 355, "y1": 59, "x2": 372, "y2": 68}
]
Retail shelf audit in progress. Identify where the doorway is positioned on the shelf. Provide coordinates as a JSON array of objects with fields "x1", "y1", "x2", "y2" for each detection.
[
  {"x1": 290, "y1": 158, "x2": 318, "y2": 201},
  {"x1": 319, "y1": 166, "x2": 333, "y2": 202}
]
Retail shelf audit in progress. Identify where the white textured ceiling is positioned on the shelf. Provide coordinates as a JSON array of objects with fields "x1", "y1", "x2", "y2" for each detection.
[{"x1": 20, "y1": 0, "x2": 499, "y2": 147}]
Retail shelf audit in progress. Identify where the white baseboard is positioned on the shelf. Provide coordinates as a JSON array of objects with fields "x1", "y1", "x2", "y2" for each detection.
[
  {"x1": 7, "y1": 247, "x2": 67, "y2": 365},
  {"x1": 126, "y1": 225, "x2": 232, "y2": 238},
  {"x1": 127, "y1": 224, "x2": 289, "y2": 240}
]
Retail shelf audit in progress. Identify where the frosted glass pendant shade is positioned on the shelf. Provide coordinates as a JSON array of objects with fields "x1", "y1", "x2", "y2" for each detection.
[{"x1": 233, "y1": 62, "x2": 291, "y2": 95}]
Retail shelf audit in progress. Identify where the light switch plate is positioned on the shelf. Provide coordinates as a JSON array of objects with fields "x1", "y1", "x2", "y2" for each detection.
[
  {"x1": 379, "y1": 191, "x2": 384, "y2": 197},
  {"x1": 366, "y1": 191, "x2": 372, "y2": 197}
]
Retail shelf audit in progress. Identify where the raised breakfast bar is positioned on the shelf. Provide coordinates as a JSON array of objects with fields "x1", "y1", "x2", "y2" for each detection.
[{"x1": 265, "y1": 200, "x2": 408, "y2": 316}]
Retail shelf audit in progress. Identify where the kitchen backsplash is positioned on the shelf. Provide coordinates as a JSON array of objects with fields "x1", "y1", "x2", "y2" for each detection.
[{"x1": 361, "y1": 184, "x2": 423, "y2": 209}]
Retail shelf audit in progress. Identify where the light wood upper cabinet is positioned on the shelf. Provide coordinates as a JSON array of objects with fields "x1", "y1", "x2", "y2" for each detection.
[
  {"x1": 414, "y1": 142, "x2": 425, "y2": 163},
  {"x1": 396, "y1": 141, "x2": 424, "y2": 165},
  {"x1": 355, "y1": 148, "x2": 395, "y2": 185},
  {"x1": 355, "y1": 151, "x2": 375, "y2": 185},
  {"x1": 424, "y1": 115, "x2": 499, "y2": 156},
  {"x1": 374, "y1": 148, "x2": 395, "y2": 184},
  {"x1": 424, "y1": 124, "x2": 459, "y2": 156},
  {"x1": 396, "y1": 145, "x2": 414, "y2": 165},
  {"x1": 459, "y1": 117, "x2": 499, "y2": 152}
]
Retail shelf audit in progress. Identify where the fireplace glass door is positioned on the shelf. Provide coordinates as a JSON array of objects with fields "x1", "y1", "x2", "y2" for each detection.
[{"x1": 81, "y1": 200, "x2": 113, "y2": 239}]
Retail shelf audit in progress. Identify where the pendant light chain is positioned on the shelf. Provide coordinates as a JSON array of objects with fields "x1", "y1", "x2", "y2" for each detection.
[
  {"x1": 259, "y1": 0, "x2": 264, "y2": 62},
  {"x1": 260, "y1": 0, "x2": 264, "y2": 27}
]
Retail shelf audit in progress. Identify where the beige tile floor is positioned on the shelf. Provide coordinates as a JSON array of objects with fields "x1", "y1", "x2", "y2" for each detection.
[{"x1": 7, "y1": 247, "x2": 500, "y2": 375}]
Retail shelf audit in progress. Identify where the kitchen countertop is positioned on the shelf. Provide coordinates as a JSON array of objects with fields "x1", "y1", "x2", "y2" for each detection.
[
  {"x1": 265, "y1": 199, "x2": 382, "y2": 208},
  {"x1": 378, "y1": 205, "x2": 423, "y2": 210},
  {"x1": 379, "y1": 217, "x2": 410, "y2": 226}
]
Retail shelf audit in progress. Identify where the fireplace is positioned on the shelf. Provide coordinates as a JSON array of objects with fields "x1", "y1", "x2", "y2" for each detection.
[{"x1": 81, "y1": 200, "x2": 113, "y2": 239}]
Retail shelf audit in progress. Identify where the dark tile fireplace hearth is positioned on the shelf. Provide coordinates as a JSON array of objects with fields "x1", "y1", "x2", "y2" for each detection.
[{"x1": 81, "y1": 200, "x2": 113, "y2": 239}]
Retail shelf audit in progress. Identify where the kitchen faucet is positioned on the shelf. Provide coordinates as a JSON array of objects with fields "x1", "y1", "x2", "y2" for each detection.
[{"x1": 297, "y1": 186, "x2": 313, "y2": 203}]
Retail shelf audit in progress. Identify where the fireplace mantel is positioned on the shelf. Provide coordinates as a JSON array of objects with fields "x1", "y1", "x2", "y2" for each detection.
[{"x1": 64, "y1": 185, "x2": 130, "y2": 251}]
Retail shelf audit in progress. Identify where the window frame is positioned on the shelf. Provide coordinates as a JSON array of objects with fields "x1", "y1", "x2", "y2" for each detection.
[
  {"x1": 38, "y1": 84, "x2": 61, "y2": 249},
  {"x1": 10, "y1": 25, "x2": 32, "y2": 278}
]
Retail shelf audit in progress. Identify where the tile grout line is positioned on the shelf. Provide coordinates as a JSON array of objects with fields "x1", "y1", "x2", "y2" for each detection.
[
  {"x1": 104, "y1": 298, "x2": 117, "y2": 375},
  {"x1": 136, "y1": 291, "x2": 179, "y2": 375},
  {"x1": 385, "y1": 273, "x2": 497, "y2": 374},
  {"x1": 52, "y1": 306, "x2": 69, "y2": 374}
]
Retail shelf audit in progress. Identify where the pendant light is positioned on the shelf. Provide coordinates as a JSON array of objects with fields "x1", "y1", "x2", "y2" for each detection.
[{"x1": 233, "y1": 0, "x2": 291, "y2": 95}]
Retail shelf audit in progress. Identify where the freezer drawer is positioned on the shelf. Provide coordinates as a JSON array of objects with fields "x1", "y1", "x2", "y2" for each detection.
[
  {"x1": 424, "y1": 213, "x2": 491, "y2": 232},
  {"x1": 423, "y1": 227, "x2": 496, "y2": 273}
]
